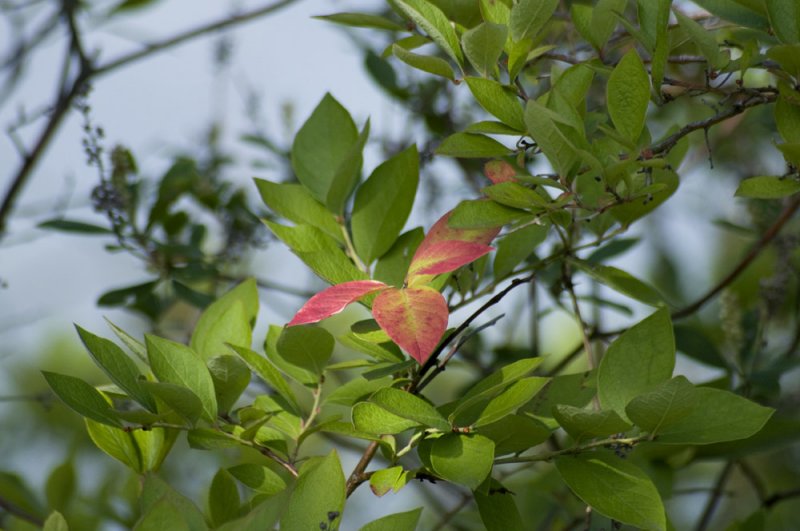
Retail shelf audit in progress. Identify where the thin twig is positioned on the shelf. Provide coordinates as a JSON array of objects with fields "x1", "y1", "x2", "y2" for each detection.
[
  {"x1": 765, "y1": 487, "x2": 800, "y2": 508},
  {"x1": 0, "y1": 496, "x2": 44, "y2": 527},
  {"x1": 345, "y1": 440, "x2": 379, "y2": 497},
  {"x1": 695, "y1": 461, "x2": 734, "y2": 531},
  {"x1": 673, "y1": 195, "x2": 800, "y2": 319}
]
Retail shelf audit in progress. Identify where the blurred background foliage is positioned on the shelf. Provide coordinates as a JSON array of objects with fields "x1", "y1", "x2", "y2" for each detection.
[{"x1": 1, "y1": 0, "x2": 799, "y2": 529}]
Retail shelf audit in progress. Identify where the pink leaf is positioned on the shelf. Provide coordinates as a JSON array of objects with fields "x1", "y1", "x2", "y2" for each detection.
[
  {"x1": 413, "y1": 211, "x2": 500, "y2": 261},
  {"x1": 372, "y1": 287, "x2": 448, "y2": 364},
  {"x1": 287, "y1": 280, "x2": 388, "y2": 326},
  {"x1": 484, "y1": 160, "x2": 518, "y2": 184},
  {"x1": 407, "y1": 240, "x2": 494, "y2": 277}
]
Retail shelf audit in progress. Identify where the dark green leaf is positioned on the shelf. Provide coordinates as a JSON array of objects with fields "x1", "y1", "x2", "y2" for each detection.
[
  {"x1": 597, "y1": 308, "x2": 675, "y2": 421},
  {"x1": 370, "y1": 387, "x2": 450, "y2": 430},
  {"x1": 142, "y1": 381, "x2": 202, "y2": 426},
  {"x1": 524, "y1": 100, "x2": 579, "y2": 177},
  {"x1": 607, "y1": 50, "x2": 650, "y2": 143},
  {"x1": 207, "y1": 355, "x2": 251, "y2": 414},
  {"x1": 573, "y1": 261, "x2": 664, "y2": 306},
  {"x1": 392, "y1": 45, "x2": 455, "y2": 80},
  {"x1": 509, "y1": 0, "x2": 558, "y2": 42},
  {"x1": 449, "y1": 199, "x2": 529, "y2": 228},
  {"x1": 767, "y1": 0, "x2": 800, "y2": 43},
  {"x1": 228, "y1": 464, "x2": 286, "y2": 495},
  {"x1": 462, "y1": 23, "x2": 507, "y2": 78},
  {"x1": 254, "y1": 179, "x2": 342, "y2": 241},
  {"x1": 38, "y1": 219, "x2": 111, "y2": 234},
  {"x1": 466, "y1": 78, "x2": 525, "y2": 132},
  {"x1": 556, "y1": 453, "x2": 666, "y2": 531},
  {"x1": 474, "y1": 479, "x2": 525, "y2": 531},
  {"x1": 190, "y1": 278, "x2": 258, "y2": 361},
  {"x1": 280, "y1": 451, "x2": 345, "y2": 530},
  {"x1": 692, "y1": 0, "x2": 770, "y2": 31},
  {"x1": 276, "y1": 325, "x2": 334, "y2": 378},
  {"x1": 436, "y1": 132, "x2": 514, "y2": 158},
  {"x1": 655, "y1": 387, "x2": 774, "y2": 444},
  {"x1": 393, "y1": 0, "x2": 464, "y2": 67},
  {"x1": 553, "y1": 405, "x2": 632, "y2": 441},
  {"x1": 208, "y1": 469, "x2": 239, "y2": 527},
  {"x1": 674, "y1": 8, "x2": 722, "y2": 68},
  {"x1": 522, "y1": 370, "x2": 597, "y2": 417},
  {"x1": 314, "y1": 12, "x2": 405, "y2": 31},
  {"x1": 45, "y1": 461, "x2": 75, "y2": 511},
  {"x1": 626, "y1": 376, "x2": 697, "y2": 436},
  {"x1": 473, "y1": 377, "x2": 548, "y2": 427},
  {"x1": 735, "y1": 176, "x2": 800, "y2": 199},
  {"x1": 138, "y1": 474, "x2": 207, "y2": 531},
  {"x1": 352, "y1": 401, "x2": 420, "y2": 434},
  {"x1": 374, "y1": 228, "x2": 425, "y2": 287},
  {"x1": 43, "y1": 372, "x2": 121, "y2": 427},
  {"x1": 146, "y1": 335, "x2": 217, "y2": 423},
  {"x1": 75, "y1": 325, "x2": 156, "y2": 412},
  {"x1": 429, "y1": 433, "x2": 494, "y2": 489},
  {"x1": 359, "y1": 508, "x2": 422, "y2": 531},
  {"x1": 494, "y1": 222, "x2": 549, "y2": 278},
  {"x1": 478, "y1": 414, "x2": 551, "y2": 455},
  {"x1": 228, "y1": 343, "x2": 298, "y2": 410},
  {"x1": 352, "y1": 145, "x2": 419, "y2": 263}
]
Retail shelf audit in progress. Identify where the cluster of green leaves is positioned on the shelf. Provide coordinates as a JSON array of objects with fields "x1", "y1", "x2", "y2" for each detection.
[
  {"x1": 23, "y1": 0, "x2": 800, "y2": 529},
  {"x1": 39, "y1": 143, "x2": 263, "y2": 322}
]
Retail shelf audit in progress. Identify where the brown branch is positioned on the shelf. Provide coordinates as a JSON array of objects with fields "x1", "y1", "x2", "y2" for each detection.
[
  {"x1": 695, "y1": 461, "x2": 734, "y2": 531},
  {"x1": 0, "y1": 496, "x2": 44, "y2": 527},
  {"x1": 673, "y1": 195, "x2": 800, "y2": 319},
  {"x1": 765, "y1": 487, "x2": 800, "y2": 508},
  {"x1": 345, "y1": 440, "x2": 379, "y2": 497},
  {"x1": 649, "y1": 92, "x2": 777, "y2": 156}
]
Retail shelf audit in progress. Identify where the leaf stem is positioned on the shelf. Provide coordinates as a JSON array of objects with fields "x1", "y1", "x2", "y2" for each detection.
[
  {"x1": 340, "y1": 221, "x2": 368, "y2": 274},
  {"x1": 493, "y1": 436, "x2": 643, "y2": 465}
]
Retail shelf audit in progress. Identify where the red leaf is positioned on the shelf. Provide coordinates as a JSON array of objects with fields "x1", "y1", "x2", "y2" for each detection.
[
  {"x1": 372, "y1": 287, "x2": 448, "y2": 364},
  {"x1": 288, "y1": 280, "x2": 388, "y2": 326},
  {"x1": 484, "y1": 160, "x2": 518, "y2": 184},
  {"x1": 407, "y1": 240, "x2": 493, "y2": 277},
  {"x1": 413, "y1": 211, "x2": 500, "y2": 261}
]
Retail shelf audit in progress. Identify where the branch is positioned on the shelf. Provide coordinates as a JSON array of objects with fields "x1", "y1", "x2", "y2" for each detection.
[
  {"x1": 494, "y1": 436, "x2": 644, "y2": 465},
  {"x1": 673, "y1": 195, "x2": 800, "y2": 319},
  {"x1": 0, "y1": 496, "x2": 44, "y2": 527},
  {"x1": 0, "y1": 0, "x2": 299, "y2": 240},
  {"x1": 765, "y1": 487, "x2": 800, "y2": 508},
  {"x1": 695, "y1": 461, "x2": 734, "y2": 531},
  {"x1": 345, "y1": 440, "x2": 379, "y2": 497},
  {"x1": 649, "y1": 92, "x2": 777, "y2": 156}
]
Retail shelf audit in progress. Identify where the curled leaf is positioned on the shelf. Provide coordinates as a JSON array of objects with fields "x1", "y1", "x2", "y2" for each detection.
[{"x1": 288, "y1": 280, "x2": 388, "y2": 326}]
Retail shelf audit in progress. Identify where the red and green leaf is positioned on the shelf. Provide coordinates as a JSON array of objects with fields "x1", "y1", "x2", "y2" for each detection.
[
  {"x1": 372, "y1": 287, "x2": 448, "y2": 364},
  {"x1": 288, "y1": 280, "x2": 388, "y2": 326},
  {"x1": 407, "y1": 240, "x2": 493, "y2": 278},
  {"x1": 415, "y1": 211, "x2": 501, "y2": 256}
]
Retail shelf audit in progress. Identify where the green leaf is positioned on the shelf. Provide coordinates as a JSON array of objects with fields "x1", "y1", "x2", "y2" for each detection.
[
  {"x1": 352, "y1": 145, "x2": 419, "y2": 263},
  {"x1": 265, "y1": 221, "x2": 367, "y2": 285},
  {"x1": 135, "y1": 497, "x2": 191, "y2": 531},
  {"x1": 75, "y1": 325, "x2": 156, "y2": 412},
  {"x1": 393, "y1": 0, "x2": 464, "y2": 67},
  {"x1": 674, "y1": 8, "x2": 722, "y2": 68},
  {"x1": 43, "y1": 372, "x2": 121, "y2": 427},
  {"x1": 142, "y1": 381, "x2": 202, "y2": 426},
  {"x1": 523, "y1": 370, "x2": 597, "y2": 417},
  {"x1": 597, "y1": 308, "x2": 675, "y2": 422},
  {"x1": 482, "y1": 181, "x2": 547, "y2": 210},
  {"x1": 369, "y1": 466, "x2": 411, "y2": 497},
  {"x1": 370, "y1": 387, "x2": 450, "y2": 430},
  {"x1": 314, "y1": 12, "x2": 405, "y2": 31},
  {"x1": 85, "y1": 419, "x2": 140, "y2": 470},
  {"x1": 228, "y1": 344, "x2": 298, "y2": 410},
  {"x1": 187, "y1": 428, "x2": 238, "y2": 450},
  {"x1": 436, "y1": 132, "x2": 514, "y2": 158},
  {"x1": 254, "y1": 179, "x2": 342, "y2": 241},
  {"x1": 572, "y1": 0, "x2": 627, "y2": 50},
  {"x1": 264, "y1": 325, "x2": 317, "y2": 386},
  {"x1": 472, "y1": 377, "x2": 548, "y2": 427},
  {"x1": 207, "y1": 355, "x2": 251, "y2": 414},
  {"x1": 553, "y1": 405, "x2": 632, "y2": 441},
  {"x1": 573, "y1": 261, "x2": 664, "y2": 306},
  {"x1": 465, "y1": 78, "x2": 525, "y2": 131},
  {"x1": 105, "y1": 318, "x2": 147, "y2": 363},
  {"x1": 478, "y1": 414, "x2": 551, "y2": 455},
  {"x1": 146, "y1": 335, "x2": 217, "y2": 423},
  {"x1": 392, "y1": 44, "x2": 455, "y2": 80},
  {"x1": 208, "y1": 469, "x2": 239, "y2": 527},
  {"x1": 609, "y1": 168, "x2": 679, "y2": 225},
  {"x1": 776, "y1": 94, "x2": 800, "y2": 143},
  {"x1": 449, "y1": 199, "x2": 529, "y2": 229},
  {"x1": 655, "y1": 387, "x2": 774, "y2": 444},
  {"x1": 374, "y1": 228, "x2": 425, "y2": 287},
  {"x1": 674, "y1": 324, "x2": 727, "y2": 368},
  {"x1": 735, "y1": 176, "x2": 800, "y2": 199},
  {"x1": 190, "y1": 279, "x2": 258, "y2": 361},
  {"x1": 291, "y1": 93, "x2": 360, "y2": 210},
  {"x1": 352, "y1": 401, "x2": 420, "y2": 434},
  {"x1": 325, "y1": 376, "x2": 392, "y2": 407},
  {"x1": 0, "y1": 472, "x2": 45, "y2": 523},
  {"x1": 280, "y1": 451, "x2": 345, "y2": 530},
  {"x1": 509, "y1": 0, "x2": 559, "y2": 42},
  {"x1": 43, "y1": 511, "x2": 69, "y2": 531},
  {"x1": 462, "y1": 23, "x2": 507, "y2": 77},
  {"x1": 38, "y1": 219, "x2": 111, "y2": 234},
  {"x1": 276, "y1": 326, "x2": 334, "y2": 378},
  {"x1": 767, "y1": 0, "x2": 800, "y2": 43},
  {"x1": 464, "y1": 121, "x2": 523, "y2": 135},
  {"x1": 429, "y1": 433, "x2": 495, "y2": 489},
  {"x1": 228, "y1": 464, "x2": 287, "y2": 495},
  {"x1": 606, "y1": 50, "x2": 650, "y2": 143},
  {"x1": 556, "y1": 453, "x2": 666, "y2": 531},
  {"x1": 138, "y1": 474, "x2": 207, "y2": 531},
  {"x1": 692, "y1": 0, "x2": 770, "y2": 31},
  {"x1": 45, "y1": 461, "x2": 75, "y2": 511},
  {"x1": 625, "y1": 376, "x2": 697, "y2": 436},
  {"x1": 524, "y1": 100, "x2": 579, "y2": 177},
  {"x1": 458, "y1": 357, "x2": 542, "y2": 406},
  {"x1": 474, "y1": 479, "x2": 525, "y2": 531},
  {"x1": 494, "y1": 222, "x2": 549, "y2": 278},
  {"x1": 360, "y1": 508, "x2": 423, "y2": 531}
]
